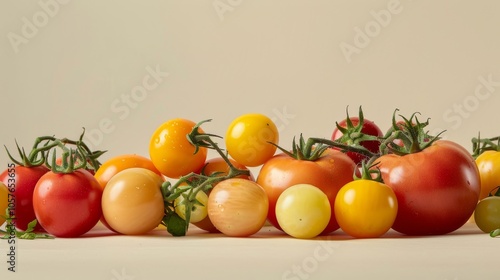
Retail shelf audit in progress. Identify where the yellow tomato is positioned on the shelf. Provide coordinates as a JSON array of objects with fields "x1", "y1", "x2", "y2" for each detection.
[
  {"x1": 275, "y1": 184, "x2": 331, "y2": 239},
  {"x1": 175, "y1": 190, "x2": 208, "y2": 223},
  {"x1": 334, "y1": 179, "x2": 398, "y2": 238},
  {"x1": 102, "y1": 168, "x2": 165, "y2": 235},
  {"x1": 225, "y1": 113, "x2": 279, "y2": 167},
  {"x1": 149, "y1": 118, "x2": 207, "y2": 178},
  {"x1": 475, "y1": 151, "x2": 500, "y2": 200}
]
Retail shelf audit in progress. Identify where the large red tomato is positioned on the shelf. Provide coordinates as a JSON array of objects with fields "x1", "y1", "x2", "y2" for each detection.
[
  {"x1": 33, "y1": 169, "x2": 103, "y2": 237},
  {"x1": 256, "y1": 149, "x2": 356, "y2": 234},
  {"x1": 377, "y1": 140, "x2": 480, "y2": 235},
  {"x1": 0, "y1": 165, "x2": 49, "y2": 231}
]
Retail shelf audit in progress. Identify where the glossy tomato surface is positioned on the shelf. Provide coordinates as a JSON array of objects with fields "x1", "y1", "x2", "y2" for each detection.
[
  {"x1": 257, "y1": 149, "x2": 356, "y2": 234},
  {"x1": 0, "y1": 165, "x2": 49, "y2": 231},
  {"x1": 149, "y1": 118, "x2": 207, "y2": 178},
  {"x1": 475, "y1": 150, "x2": 500, "y2": 200},
  {"x1": 207, "y1": 178, "x2": 268, "y2": 237},
  {"x1": 33, "y1": 169, "x2": 102, "y2": 237},
  {"x1": 377, "y1": 140, "x2": 480, "y2": 235},
  {"x1": 102, "y1": 168, "x2": 165, "y2": 235},
  {"x1": 335, "y1": 179, "x2": 398, "y2": 238},
  {"x1": 225, "y1": 113, "x2": 279, "y2": 167}
]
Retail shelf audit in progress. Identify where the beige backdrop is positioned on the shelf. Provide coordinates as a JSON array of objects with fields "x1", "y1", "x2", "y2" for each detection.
[{"x1": 2, "y1": 0, "x2": 500, "y2": 168}]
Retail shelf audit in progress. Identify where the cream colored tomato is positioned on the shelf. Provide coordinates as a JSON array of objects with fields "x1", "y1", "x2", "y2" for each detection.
[
  {"x1": 207, "y1": 178, "x2": 268, "y2": 237},
  {"x1": 102, "y1": 168, "x2": 165, "y2": 235}
]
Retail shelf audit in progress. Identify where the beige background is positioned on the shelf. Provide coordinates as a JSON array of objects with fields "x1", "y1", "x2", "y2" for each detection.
[{"x1": 1, "y1": 1, "x2": 499, "y2": 279}]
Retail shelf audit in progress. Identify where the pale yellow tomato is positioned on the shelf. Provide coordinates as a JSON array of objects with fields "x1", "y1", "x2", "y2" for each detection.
[
  {"x1": 275, "y1": 184, "x2": 331, "y2": 239},
  {"x1": 175, "y1": 190, "x2": 208, "y2": 223}
]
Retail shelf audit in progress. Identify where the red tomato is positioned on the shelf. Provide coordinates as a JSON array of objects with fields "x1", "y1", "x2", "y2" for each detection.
[
  {"x1": 332, "y1": 116, "x2": 383, "y2": 164},
  {"x1": 377, "y1": 140, "x2": 480, "y2": 235},
  {"x1": 33, "y1": 169, "x2": 103, "y2": 237},
  {"x1": 0, "y1": 165, "x2": 49, "y2": 231},
  {"x1": 256, "y1": 149, "x2": 356, "y2": 234}
]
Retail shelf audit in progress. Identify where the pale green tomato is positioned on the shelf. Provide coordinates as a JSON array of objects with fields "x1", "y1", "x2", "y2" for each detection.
[
  {"x1": 175, "y1": 190, "x2": 208, "y2": 223},
  {"x1": 275, "y1": 184, "x2": 331, "y2": 239}
]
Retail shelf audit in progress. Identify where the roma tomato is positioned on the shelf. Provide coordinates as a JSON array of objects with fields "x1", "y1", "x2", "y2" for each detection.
[
  {"x1": 475, "y1": 151, "x2": 500, "y2": 200},
  {"x1": 33, "y1": 169, "x2": 102, "y2": 237},
  {"x1": 334, "y1": 179, "x2": 398, "y2": 238},
  {"x1": 0, "y1": 164, "x2": 49, "y2": 231},
  {"x1": 207, "y1": 178, "x2": 268, "y2": 237},
  {"x1": 225, "y1": 113, "x2": 279, "y2": 167},
  {"x1": 102, "y1": 168, "x2": 165, "y2": 235},
  {"x1": 377, "y1": 140, "x2": 480, "y2": 235},
  {"x1": 149, "y1": 118, "x2": 207, "y2": 178},
  {"x1": 257, "y1": 148, "x2": 356, "y2": 234},
  {"x1": 332, "y1": 114, "x2": 383, "y2": 164},
  {"x1": 275, "y1": 184, "x2": 331, "y2": 239},
  {"x1": 94, "y1": 154, "x2": 162, "y2": 190},
  {"x1": 0, "y1": 182, "x2": 8, "y2": 226},
  {"x1": 474, "y1": 195, "x2": 500, "y2": 233},
  {"x1": 192, "y1": 157, "x2": 253, "y2": 232}
]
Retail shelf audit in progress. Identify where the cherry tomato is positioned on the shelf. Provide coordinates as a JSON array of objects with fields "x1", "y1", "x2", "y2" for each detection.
[
  {"x1": 334, "y1": 179, "x2": 398, "y2": 238},
  {"x1": 257, "y1": 149, "x2": 355, "y2": 234},
  {"x1": 474, "y1": 195, "x2": 500, "y2": 233},
  {"x1": 0, "y1": 182, "x2": 8, "y2": 226},
  {"x1": 102, "y1": 168, "x2": 165, "y2": 235},
  {"x1": 0, "y1": 165, "x2": 49, "y2": 231},
  {"x1": 475, "y1": 151, "x2": 500, "y2": 200},
  {"x1": 225, "y1": 113, "x2": 279, "y2": 167},
  {"x1": 275, "y1": 184, "x2": 331, "y2": 239},
  {"x1": 175, "y1": 189, "x2": 208, "y2": 223},
  {"x1": 332, "y1": 116, "x2": 383, "y2": 164},
  {"x1": 207, "y1": 178, "x2": 268, "y2": 237},
  {"x1": 377, "y1": 140, "x2": 480, "y2": 235},
  {"x1": 33, "y1": 169, "x2": 102, "y2": 237},
  {"x1": 149, "y1": 118, "x2": 207, "y2": 178},
  {"x1": 94, "y1": 154, "x2": 162, "y2": 190}
]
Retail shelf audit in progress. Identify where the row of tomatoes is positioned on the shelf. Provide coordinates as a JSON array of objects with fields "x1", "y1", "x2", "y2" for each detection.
[{"x1": 1, "y1": 109, "x2": 499, "y2": 239}]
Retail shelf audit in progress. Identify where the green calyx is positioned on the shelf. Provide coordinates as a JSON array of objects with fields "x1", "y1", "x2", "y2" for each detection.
[
  {"x1": 0, "y1": 209, "x2": 53, "y2": 240},
  {"x1": 334, "y1": 106, "x2": 381, "y2": 149},
  {"x1": 471, "y1": 134, "x2": 500, "y2": 159},
  {"x1": 354, "y1": 159, "x2": 383, "y2": 183},
  {"x1": 380, "y1": 109, "x2": 444, "y2": 156},
  {"x1": 4, "y1": 129, "x2": 105, "y2": 174}
]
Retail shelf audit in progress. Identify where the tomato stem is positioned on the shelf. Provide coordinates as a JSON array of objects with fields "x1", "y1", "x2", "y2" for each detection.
[{"x1": 471, "y1": 134, "x2": 500, "y2": 159}]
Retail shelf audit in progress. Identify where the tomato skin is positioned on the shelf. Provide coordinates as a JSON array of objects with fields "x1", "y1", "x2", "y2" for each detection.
[
  {"x1": 275, "y1": 184, "x2": 331, "y2": 239},
  {"x1": 101, "y1": 168, "x2": 165, "y2": 235},
  {"x1": 149, "y1": 118, "x2": 208, "y2": 178},
  {"x1": 332, "y1": 117, "x2": 383, "y2": 164},
  {"x1": 474, "y1": 196, "x2": 500, "y2": 233},
  {"x1": 475, "y1": 151, "x2": 500, "y2": 200},
  {"x1": 225, "y1": 113, "x2": 279, "y2": 167},
  {"x1": 256, "y1": 149, "x2": 356, "y2": 234},
  {"x1": 192, "y1": 157, "x2": 253, "y2": 233},
  {"x1": 94, "y1": 154, "x2": 162, "y2": 190},
  {"x1": 334, "y1": 179, "x2": 398, "y2": 238},
  {"x1": 377, "y1": 140, "x2": 480, "y2": 235},
  {"x1": 0, "y1": 182, "x2": 8, "y2": 226},
  {"x1": 207, "y1": 178, "x2": 269, "y2": 237},
  {"x1": 33, "y1": 169, "x2": 102, "y2": 237},
  {"x1": 0, "y1": 165, "x2": 49, "y2": 231}
]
